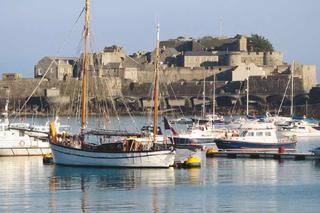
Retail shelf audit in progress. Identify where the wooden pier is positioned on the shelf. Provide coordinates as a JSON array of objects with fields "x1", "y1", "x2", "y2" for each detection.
[{"x1": 206, "y1": 150, "x2": 319, "y2": 161}]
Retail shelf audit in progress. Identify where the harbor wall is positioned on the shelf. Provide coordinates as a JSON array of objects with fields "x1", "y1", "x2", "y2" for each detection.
[{"x1": 1, "y1": 75, "x2": 320, "y2": 117}]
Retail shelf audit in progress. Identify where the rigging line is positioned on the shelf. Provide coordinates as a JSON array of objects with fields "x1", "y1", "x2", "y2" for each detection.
[
  {"x1": 93, "y1": 55, "x2": 110, "y2": 128},
  {"x1": 147, "y1": 77, "x2": 155, "y2": 125},
  {"x1": 69, "y1": 78, "x2": 78, "y2": 116},
  {"x1": 277, "y1": 76, "x2": 291, "y2": 116},
  {"x1": 116, "y1": 89, "x2": 139, "y2": 131},
  {"x1": 168, "y1": 83, "x2": 185, "y2": 117},
  {"x1": 102, "y1": 74, "x2": 121, "y2": 124},
  {"x1": 231, "y1": 81, "x2": 243, "y2": 114},
  {"x1": 159, "y1": 72, "x2": 185, "y2": 118},
  {"x1": 75, "y1": 6, "x2": 86, "y2": 25},
  {"x1": 12, "y1": 6, "x2": 85, "y2": 121},
  {"x1": 111, "y1": 71, "x2": 139, "y2": 130},
  {"x1": 55, "y1": 61, "x2": 79, "y2": 116},
  {"x1": 93, "y1": 55, "x2": 108, "y2": 127}
]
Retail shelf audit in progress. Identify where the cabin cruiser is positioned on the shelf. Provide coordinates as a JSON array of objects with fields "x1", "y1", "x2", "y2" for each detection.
[
  {"x1": 0, "y1": 108, "x2": 50, "y2": 156},
  {"x1": 9, "y1": 117, "x2": 70, "y2": 139},
  {"x1": 214, "y1": 121, "x2": 297, "y2": 150},
  {"x1": 168, "y1": 121, "x2": 225, "y2": 149},
  {"x1": 278, "y1": 120, "x2": 320, "y2": 138}
]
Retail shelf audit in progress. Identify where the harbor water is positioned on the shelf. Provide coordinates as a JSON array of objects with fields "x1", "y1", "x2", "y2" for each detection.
[
  {"x1": 1, "y1": 156, "x2": 320, "y2": 212},
  {"x1": 1, "y1": 116, "x2": 320, "y2": 212}
]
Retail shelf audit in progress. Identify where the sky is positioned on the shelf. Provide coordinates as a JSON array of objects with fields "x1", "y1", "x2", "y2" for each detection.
[{"x1": 1, "y1": 0, "x2": 319, "y2": 80}]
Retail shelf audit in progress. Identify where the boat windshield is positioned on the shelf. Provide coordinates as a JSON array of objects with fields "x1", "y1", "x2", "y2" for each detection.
[{"x1": 240, "y1": 130, "x2": 248, "y2": 137}]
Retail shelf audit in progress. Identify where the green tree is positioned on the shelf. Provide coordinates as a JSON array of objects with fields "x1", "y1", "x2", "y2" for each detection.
[{"x1": 248, "y1": 34, "x2": 274, "y2": 52}]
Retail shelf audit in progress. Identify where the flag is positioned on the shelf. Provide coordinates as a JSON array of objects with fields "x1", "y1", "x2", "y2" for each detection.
[{"x1": 163, "y1": 116, "x2": 178, "y2": 135}]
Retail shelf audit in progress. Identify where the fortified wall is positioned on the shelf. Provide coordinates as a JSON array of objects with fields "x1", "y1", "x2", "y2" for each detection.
[
  {"x1": 221, "y1": 51, "x2": 284, "y2": 66},
  {"x1": 0, "y1": 78, "x2": 122, "y2": 111},
  {"x1": 120, "y1": 66, "x2": 234, "y2": 83}
]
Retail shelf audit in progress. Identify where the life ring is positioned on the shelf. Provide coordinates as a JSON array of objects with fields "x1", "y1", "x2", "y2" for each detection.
[{"x1": 19, "y1": 141, "x2": 25, "y2": 147}]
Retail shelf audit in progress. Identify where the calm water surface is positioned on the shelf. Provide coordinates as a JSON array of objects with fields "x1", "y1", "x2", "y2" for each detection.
[
  {"x1": 1, "y1": 116, "x2": 320, "y2": 212},
  {"x1": 1, "y1": 156, "x2": 320, "y2": 212}
]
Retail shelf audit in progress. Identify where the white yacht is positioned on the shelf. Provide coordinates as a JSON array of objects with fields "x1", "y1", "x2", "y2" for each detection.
[
  {"x1": 278, "y1": 120, "x2": 320, "y2": 138},
  {"x1": 214, "y1": 122, "x2": 297, "y2": 150}
]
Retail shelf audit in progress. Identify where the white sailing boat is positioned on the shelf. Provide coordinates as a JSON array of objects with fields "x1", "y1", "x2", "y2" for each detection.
[
  {"x1": 49, "y1": 0, "x2": 175, "y2": 168},
  {"x1": 0, "y1": 90, "x2": 50, "y2": 156}
]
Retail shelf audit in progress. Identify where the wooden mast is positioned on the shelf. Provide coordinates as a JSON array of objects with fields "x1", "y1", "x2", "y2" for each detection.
[
  {"x1": 81, "y1": 0, "x2": 90, "y2": 131},
  {"x1": 153, "y1": 24, "x2": 160, "y2": 144}
]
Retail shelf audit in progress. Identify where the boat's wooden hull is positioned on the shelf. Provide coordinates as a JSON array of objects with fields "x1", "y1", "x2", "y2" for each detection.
[{"x1": 50, "y1": 143, "x2": 175, "y2": 168}]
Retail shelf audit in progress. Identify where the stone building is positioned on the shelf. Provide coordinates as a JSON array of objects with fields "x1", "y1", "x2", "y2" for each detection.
[
  {"x1": 91, "y1": 45, "x2": 125, "y2": 77},
  {"x1": 2, "y1": 73, "x2": 22, "y2": 81},
  {"x1": 147, "y1": 47, "x2": 180, "y2": 66},
  {"x1": 232, "y1": 63, "x2": 266, "y2": 81},
  {"x1": 34, "y1": 56, "x2": 79, "y2": 80},
  {"x1": 183, "y1": 51, "x2": 219, "y2": 68},
  {"x1": 292, "y1": 63, "x2": 317, "y2": 92},
  {"x1": 160, "y1": 34, "x2": 248, "y2": 52}
]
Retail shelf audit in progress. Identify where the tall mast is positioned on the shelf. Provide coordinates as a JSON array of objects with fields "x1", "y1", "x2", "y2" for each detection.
[
  {"x1": 246, "y1": 67, "x2": 249, "y2": 116},
  {"x1": 202, "y1": 75, "x2": 206, "y2": 117},
  {"x1": 153, "y1": 23, "x2": 160, "y2": 144},
  {"x1": 212, "y1": 73, "x2": 216, "y2": 116},
  {"x1": 4, "y1": 87, "x2": 9, "y2": 124},
  {"x1": 81, "y1": 0, "x2": 90, "y2": 131},
  {"x1": 290, "y1": 60, "x2": 295, "y2": 116}
]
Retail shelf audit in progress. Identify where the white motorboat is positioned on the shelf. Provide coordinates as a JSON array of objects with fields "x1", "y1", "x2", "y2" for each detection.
[
  {"x1": 0, "y1": 98, "x2": 50, "y2": 156},
  {"x1": 168, "y1": 121, "x2": 224, "y2": 149},
  {"x1": 9, "y1": 117, "x2": 70, "y2": 139},
  {"x1": 278, "y1": 120, "x2": 320, "y2": 138},
  {"x1": 215, "y1": 121, "x2": 297, "y2": 150}
]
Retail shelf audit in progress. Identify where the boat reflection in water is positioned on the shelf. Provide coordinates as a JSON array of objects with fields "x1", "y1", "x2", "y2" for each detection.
[
  {"x1": 50, "y1": 166, "x2": 175, "y2": 191},
  {"x1": 49, "y1": 165, "x2": 175, "y2": 212}
]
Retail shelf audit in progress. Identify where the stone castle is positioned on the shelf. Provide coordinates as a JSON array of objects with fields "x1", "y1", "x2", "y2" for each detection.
[{"x1": 1, "y1": 34, "x2": 318, "y2": 116}]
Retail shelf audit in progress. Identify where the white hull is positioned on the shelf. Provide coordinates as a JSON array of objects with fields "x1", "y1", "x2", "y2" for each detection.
[
  {"x1": 0, "y1": 129, "x2": 50, "y2": 157},
  {"x1": 279, "y1": 131, "x2": 320, "y2": 138},
  {"x1": 0, "y1": 148, "x2": 51, "y2": 156},
  {"x1": 50, "y1": 143, "x2": 175, "y2": 168}
]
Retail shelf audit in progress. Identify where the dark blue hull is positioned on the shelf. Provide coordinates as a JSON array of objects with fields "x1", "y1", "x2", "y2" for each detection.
[
  {"x1": 215, "y1": 139, "x2": 297, "y2": 149},
  {"x1": 171, "y1": 137, "x2": 215, "y2": 146}
]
